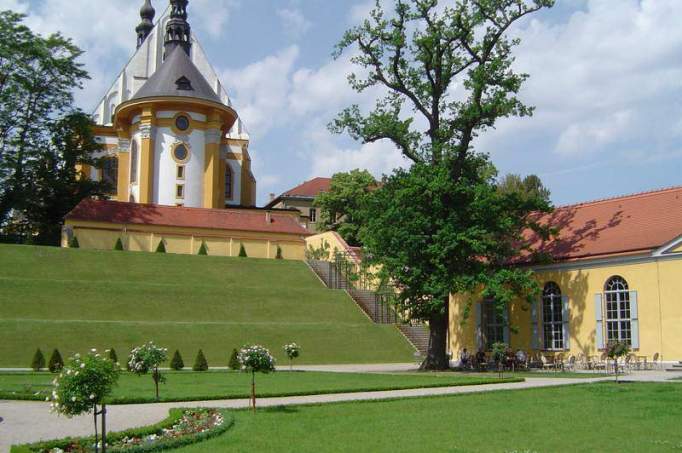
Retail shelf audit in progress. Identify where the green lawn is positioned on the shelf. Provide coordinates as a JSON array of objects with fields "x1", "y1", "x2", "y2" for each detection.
[
  {"x1": 0, "y1": 245, "x2": 416, "y2": 366},
  {"x1": 172, "y1": 382, "x2": 682, "y2": 453},
  {"x1": 0, "y1": 370, "x2": 519, "y2": 403}
]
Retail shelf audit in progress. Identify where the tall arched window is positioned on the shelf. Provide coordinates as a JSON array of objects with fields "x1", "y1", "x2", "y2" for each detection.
[
  {"x1": 224, "y1": 165, "x2": 233, "y2": 200},
  {"x1": 604, "y1": 276, "x2": 631, "y2": 344},
  {"x1": 130, "y1": 140, "x2": 138, "y2": 184},
  {"x1": 101, "y1": 157, "x2": 118, "y2": 193},
  {"x1": 542, "y1": 282, "x2": 563, "y2": 350}
]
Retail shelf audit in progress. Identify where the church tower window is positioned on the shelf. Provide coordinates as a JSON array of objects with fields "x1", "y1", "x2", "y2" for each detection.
[
  {"x1": 130, "y1": 140, "x2": 138, "y2": 184},
  {"x1": 101, "y1": 157, "x2": 119, "y2": 194},
  {"x1": 175, "y1": 115, "x2": 190, "y2": 131},
  {"x1": 172, "y1": 143, "x2": 190, "y2": 164},
  {"x1": 225, "y1": 165, "x2": 233, "y2": 200}
]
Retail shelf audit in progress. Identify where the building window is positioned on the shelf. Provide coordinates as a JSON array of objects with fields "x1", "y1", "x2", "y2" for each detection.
[
  {"x1": 172, "y1": 143, "x2": 190, "y2": 164},
  {"x1": 130, "y1": 140, "x2": 138, "y2": 184},
  {"x1": 604, "y1": 276, "x2": 631, "y2": 345},
  {"x1": 483, "y1": 301, "x2": 505, "y2": 349},
  {"x1": 101, "y1": 157, "x2": 118, "y2": 193},
  {"x1": 175, "y1": 115, "x2": 190, "y2": 131},
  {"x1": 310, "y1": 208, "x2": 317, "y2": 223},
  {"x1": 177, "y1": 165, "x2": 185, "y2": 180},
  {"x1": 542, "y1": 282, "x2": 564, "y2": 350},
  {"x1": 176, "y1": 184, "x2": 184, "y2": 199},
  {"x1": 224, "y1": 165, "x2": 233, "y2": 200}
]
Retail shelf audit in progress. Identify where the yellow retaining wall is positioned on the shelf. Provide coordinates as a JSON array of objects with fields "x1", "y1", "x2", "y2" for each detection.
[
  {"x1": 62, "y1": 220, "x2": 307, "y2": 260},
  {"x1": 449, "y1": 256, "x2": 682, "y2": 362}
]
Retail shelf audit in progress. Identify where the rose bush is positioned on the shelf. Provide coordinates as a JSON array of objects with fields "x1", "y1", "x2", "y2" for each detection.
[{"x1": 128, "y1": 342, "x2": 168, "y2": 400}]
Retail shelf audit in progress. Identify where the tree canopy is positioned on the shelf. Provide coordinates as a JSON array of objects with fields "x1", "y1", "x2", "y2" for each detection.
[{"x1": 498, "y1": 173, "x2": 551, "y2": 204}]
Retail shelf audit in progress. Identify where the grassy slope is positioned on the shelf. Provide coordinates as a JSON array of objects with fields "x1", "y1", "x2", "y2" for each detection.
[
  {"x1": 0, "y1": 371, "x2": 519, "y2": 403},
  {"x1": 0, "y1": 245, "x2": 415, "y2": 366},
  {"x1": 174, "y1": 382, "x2": 682, "y2": 453}
]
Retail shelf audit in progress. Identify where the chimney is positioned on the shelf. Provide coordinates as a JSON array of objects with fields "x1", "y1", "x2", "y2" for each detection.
[
  {"x1": 269, "y1": 193, "x2": 276, "y2": 201},
  {"x1": 265, "y1": 211, "x2": 272, "y2": 223}
]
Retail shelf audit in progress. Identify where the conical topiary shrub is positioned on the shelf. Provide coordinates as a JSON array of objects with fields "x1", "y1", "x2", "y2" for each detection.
[
  {"x1": 48, "y1": 349, "x2": 64, "y2": 373},
  {"x1": 114, "y1": 238, "x2": 124, "y2": 251},
  {"x1": 238, "y1": 243, "x2": 247, "y2": 257},
  {"x1": 69, "y1": 236, "x2": 80, "y2": 248},
  {"x1": 198, "y1": 241, "x2": 208, "y2": 256},
  {"x1": 170, "y1": 350, "x2": 185, "y2": 371},
  {"x1": 108, "y1": 348, "x2": 118, "y2": 364},
  {"x1": 275, "y1": 245, "x2": 283, "y2": 260},
  {"x1": 31, "y1": 348, "x2": 46, "y2": 371},
  {"x1": 156, "y1": 240, "x2": 166, "y2": 253},
  {"x1": 193, "y1": 349, "x2": 208, "y2": 371},
  {"x1": 228, "y1": 348, "x2": 240, "y2": 370}
]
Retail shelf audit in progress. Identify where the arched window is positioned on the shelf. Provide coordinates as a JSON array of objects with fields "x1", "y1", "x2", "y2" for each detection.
[
  {"x1": 542, "y1": 282, "x2": 564, "y2": 350},
  {"x1": 224, "y1": 165, "x2": 233, "y2": 200},
  {"x1": 604, "y1": 276, "x2": 631, "y2": 344},
  {"x1": 101, "y1": 157, "x2": 118, "y2": 193},
  {"x1": 130, "y1": 140, "x2": 138, "y2": 184}
]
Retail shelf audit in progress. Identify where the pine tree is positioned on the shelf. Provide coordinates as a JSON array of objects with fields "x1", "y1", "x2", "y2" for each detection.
[
  {"x1": 238, "y1": 243, "x2": 247, "y2": 257},
  {"x1": 48, "y1": 349, "x2": 64, "y2": 373},
  {"x1": 170, "y1": 350, "x2": 184, "y2": 370},
  {"x1": 108, "y1": 348, "x2": 118, "y2": 364},
  {"x1": 31, "y1": 348, "x2": 45, "y2": 371},
  {"x1": 276, "y1": 245, "x2": 283, "y2": 259},
  {"x1": 228, "y1": 348, "x2": 240, "y2": 370},
  {"x1": 192, "y1": 349, "x2": 208, "y2": 371},
  {"x1": 198, "y1": 241, "x2": 208, "y2": 256},
  {"x1": 114, "y1": 238, "x2": 124, "y2": 251},
  {"x1": 156, "y1": 240, "x2": 166, "y2": 253},
  {"x1": 69, "y1": 236, "x2": 80, "y2": 248}
]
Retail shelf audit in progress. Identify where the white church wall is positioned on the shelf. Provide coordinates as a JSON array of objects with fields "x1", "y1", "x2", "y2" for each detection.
[
  {"x1": 225, "y1": 158, "x2": 242, "y2": 206},
  {"x1": 154, "y1": 125, "x2": 205, "y2": 208}
]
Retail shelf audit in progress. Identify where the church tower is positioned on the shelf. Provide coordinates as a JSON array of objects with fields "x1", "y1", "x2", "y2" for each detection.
[{"x1": 89, "y1": 0, "x2": 256, "y2": 209}]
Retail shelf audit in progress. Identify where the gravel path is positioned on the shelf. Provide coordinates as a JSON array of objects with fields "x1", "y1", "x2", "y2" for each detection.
[{"x1": 1, "y1": 371, "x2": 675, "y2": 452}]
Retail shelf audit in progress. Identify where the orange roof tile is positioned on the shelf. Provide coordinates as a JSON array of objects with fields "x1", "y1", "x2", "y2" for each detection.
[
  {"x1": 521, "y1": 186, "x2": 682, "y2": 263},
  {"x1": 282, "y1": 177, "x2": 332, "y2": 198},
  {"x1": 66, "y1": 199, "x2": 311, "y2": 236}
]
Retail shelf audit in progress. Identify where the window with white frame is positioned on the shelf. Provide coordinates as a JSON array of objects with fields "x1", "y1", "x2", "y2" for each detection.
[
  {"x1": 309, "y1": 208, "x2": 317, "y2": 223},
  {"x1": 483, "y1": 301, "x2": 505, "y2": 349},
  {"x1": 542, "y1": 282, "x2": 564, "y2": 350},
  {"x1": 604, "y1": 276, "x2": 631, "y2": 345}
]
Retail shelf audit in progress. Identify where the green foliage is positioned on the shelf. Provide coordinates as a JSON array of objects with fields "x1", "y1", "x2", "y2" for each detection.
[
  {"x1": 228, "y1": 349, "x2": 240, "y2": 371},
  {"x1": 170, "y1": 350, "x2": 185, "y2": 371},
  {"x1": 238, "y1": 243, "x2": 247, "y2": 257},
  {"x1": 606, "y1": 341, "x2": 631, "y2": 382},
  {"x1": 0, "y1": 11, "x2": 92, "y2": 238},
  {"x1": 330, "y1": 0, "x2": 554, "y2": 369},
  {"x1": 48, "y1": 349, "x2": 64, "y2": 373},
  {"x1": 128, "y1": 342, "x2": 168, "y2": 399},
  {"x1": 275, "y1": 245, "x2": 283, "y2": 260},
  {"x1": 68, "y1": 236, "x2": 80, "y2": 248},
  {"x1": 238, "y1": 345, "x2": 276, "y2": 374},
  {"x1": 31, "y1": 348, "x2": 45, "y2": 371},
  {"x1": 314, "y1": 169, "x2": 376, "y2": 246},
  {"x1": 156, "y1": 240, "x2": 166, "y2": 253},
  {"x1": 114, "y1": 238, "x2": 125, "y2": 251},
  {"x1": 49, "y1": 350, "x2": 120, "y2": 416},
  {"x1": 193, "y1": 349, "x2": 208, "y2": 372},
  {"x1": 306, "y1": 240, "x2": 331, "y2": 260},
  {"x1": 198, "y1": 241, "x2": 208, "y2": 256},
  {"x1": 108, "y1": 348, "x2": 118, "y2": 364},
  {"x1": 497, "y1": 174, "x2": 552, "y2": 204}
]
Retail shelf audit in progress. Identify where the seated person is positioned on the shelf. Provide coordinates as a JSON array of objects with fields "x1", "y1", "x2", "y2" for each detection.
[
  {"x1": 459, "y1": 348, "x2": 471, "y2": 368},
  {"x1": 515, "y1": 349, "x2": 528, "y2": 366},
  {"x1": 475, "y1": 350, "x2": 487, "y2": 369}
]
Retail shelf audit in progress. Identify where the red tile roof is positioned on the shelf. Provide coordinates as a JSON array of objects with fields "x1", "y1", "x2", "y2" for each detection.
[
  {"x1": 66, "y1": 199, "x2": 311, "y2": 236},
  {"x1": 282, "y1": 177, "x2": 332, "y2": 198},
  {"x1": 521, "y1": 186, "x2": 682, "y2": 263}
]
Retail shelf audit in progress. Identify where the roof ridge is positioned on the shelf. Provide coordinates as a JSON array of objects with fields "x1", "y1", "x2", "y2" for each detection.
[
  {"x1": 557, "y1": 185, "x2": 682, "y2": 210},
  {"x1": 93, "y1": 199, "x2": 292, "y2": 218}
]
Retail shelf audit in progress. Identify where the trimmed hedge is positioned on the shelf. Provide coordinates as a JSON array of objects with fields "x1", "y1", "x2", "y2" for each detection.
[{"x1": 11, "y1": 409, "x2": 234, "y2": 453}]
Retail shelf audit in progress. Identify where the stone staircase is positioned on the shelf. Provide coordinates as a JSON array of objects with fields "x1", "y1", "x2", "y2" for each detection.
[
  {"x1": 665, "y1": 361, "x2": 682, "y2": 372},
  {"x1": 307, "y1": 259, "x2": 429, "y2": 355}
]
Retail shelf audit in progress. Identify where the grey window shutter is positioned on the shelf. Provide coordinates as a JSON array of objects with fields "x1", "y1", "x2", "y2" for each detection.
[
  {"x1": 503, "y1": 305, "x2": 510, "y2": 345},
  {"x1": 630, "y1": 291, "x2": 639, "y2": 349},
  {"x1": 595, "y1": 293, "x2": 604, "y2": 350},
  {"x1": 475, "y1": 303, "x2": 483, "y2": 351},
  {"x1": 531, "y1": 301, "x2": 539, "y2": 350},
  {"x1": 562, "y1": 295, "x2": 570, "y2": 350}
]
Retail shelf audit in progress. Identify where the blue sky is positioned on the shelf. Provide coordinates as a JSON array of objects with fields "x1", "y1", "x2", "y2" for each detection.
[{"x1": 3, "y1": 0, "x2": 681, "y2": 207}]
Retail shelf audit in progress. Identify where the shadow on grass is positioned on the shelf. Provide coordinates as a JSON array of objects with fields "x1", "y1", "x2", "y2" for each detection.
[{"x1": 259, "y1": 405, "x2": 300, "y2": 414}]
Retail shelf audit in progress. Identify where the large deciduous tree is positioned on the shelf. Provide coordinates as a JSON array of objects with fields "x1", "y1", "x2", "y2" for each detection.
[
  {"x1": 314, "y1": 169, "x2": 376, "y2": 246},
  {"x1": 331, "y1": 0, "x2": 554, "y2": 369}
]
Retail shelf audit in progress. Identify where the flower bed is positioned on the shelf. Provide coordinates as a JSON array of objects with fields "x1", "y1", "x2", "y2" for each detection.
[{"x1": 11, "y1": 408, "x2": 233, "y2": 453}]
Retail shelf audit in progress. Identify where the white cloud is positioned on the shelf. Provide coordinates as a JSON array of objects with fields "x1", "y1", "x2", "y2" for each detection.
[
  {"x1": 308, "y1": 138, "x2": 407, "y2": 179},
  {"x1": 221, "y1": 46, "x2": 300, "y2": 137},
  {"x1": 277, "y1": 7, "x2": 311, "y2": 39},
  {"x1": 555, "y1": 110, "x2": 635, "y2": 156}
]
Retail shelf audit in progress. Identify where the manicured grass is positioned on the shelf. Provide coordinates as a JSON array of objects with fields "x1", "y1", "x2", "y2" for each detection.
[
  {"x1": 0, "y1": 371, "x2": 520, "y2": 404},
  {"x1": 0, "y1": 245, "x2": 416, "y2": 366},
  {"x1": 172, "y1": 382, "x2": 682, "y2": 453}
]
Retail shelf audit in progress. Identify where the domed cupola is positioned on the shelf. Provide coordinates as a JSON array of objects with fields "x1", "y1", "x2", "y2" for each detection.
[{"x1": 136, "y1": 0, "x2": 156, "y2": 49}]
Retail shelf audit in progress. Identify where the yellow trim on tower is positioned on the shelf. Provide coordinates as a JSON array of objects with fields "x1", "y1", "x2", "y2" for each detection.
[
  {"x1": 138, "y1": 106, "x2": 155, "y2": 204},
  {"x1": 203, "y1": 109, "x2": 223, "y2": 209}
]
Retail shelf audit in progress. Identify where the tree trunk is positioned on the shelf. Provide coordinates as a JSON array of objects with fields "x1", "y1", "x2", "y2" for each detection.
[
  {"x1": 101, "y1": 405, "x2": 107, "y2": 453},
  {"x1": 93, "y1": 405, "x2": 99, "y2": 453},
  {"x1": 420, "y1": 308, "x2": 449, "y2": 371},
  {"x1": 251, "y1": 371, "x2": 256, "y2": 413},
  {"x1": 154, "y1": 367, "x2": 160, "y2": 400}
]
